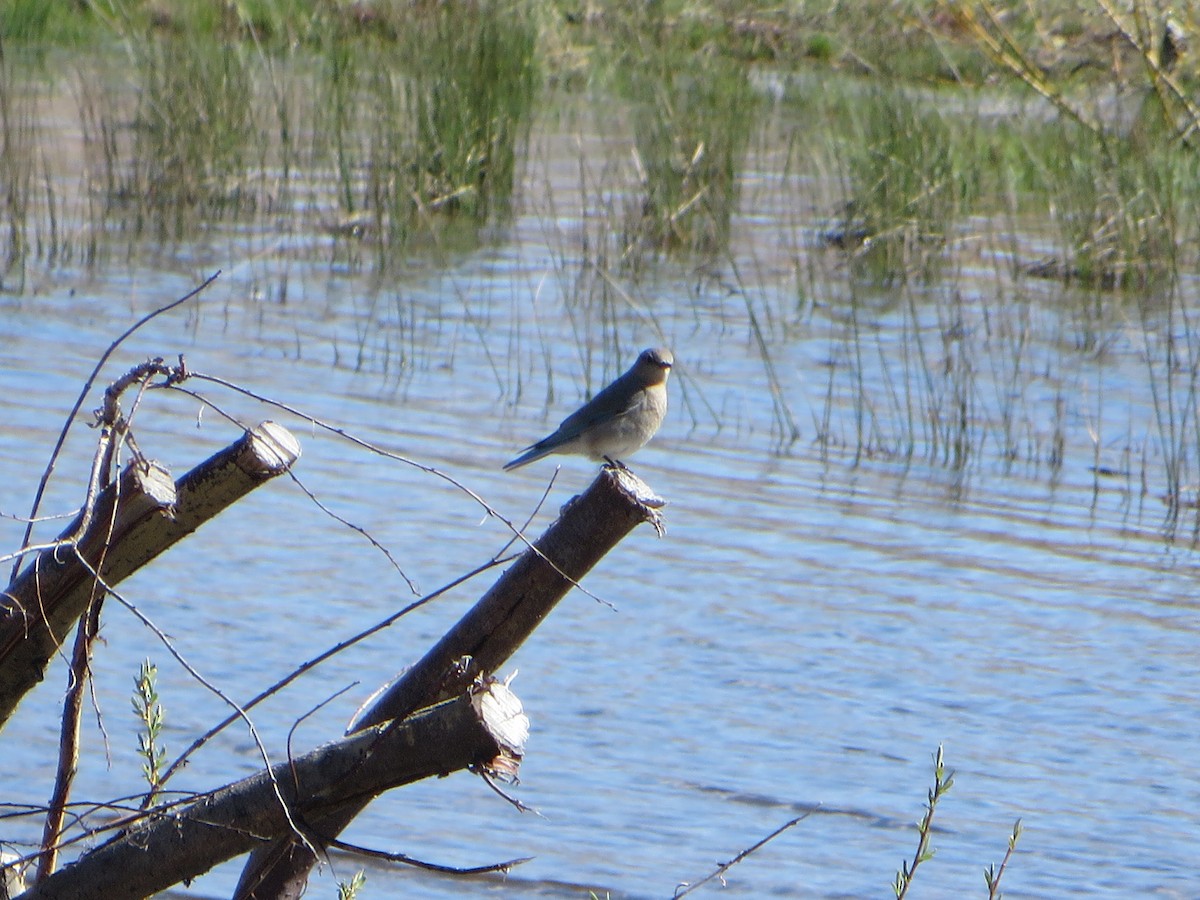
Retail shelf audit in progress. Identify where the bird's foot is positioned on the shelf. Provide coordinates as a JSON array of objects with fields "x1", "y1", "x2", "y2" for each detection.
[{"x1": 602, "y1": 456, "x2": 631, "y2": 471}]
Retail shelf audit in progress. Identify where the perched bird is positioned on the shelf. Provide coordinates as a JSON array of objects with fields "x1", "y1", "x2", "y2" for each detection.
[{"x1": 504, "y1": 347, "x2": 673, "y2": 471}]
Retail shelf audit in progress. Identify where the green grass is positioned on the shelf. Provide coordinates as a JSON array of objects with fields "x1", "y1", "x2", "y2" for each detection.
[
  {"x1": 824, "y1": 84, "x2": 982, "y2": 283},
  {"x1": 6, "y1": 2, "x2": 1197, "y2": 291},
  {"x1": 308, "y1": 1, "x2": 540, "y2": 269},
  {"x1": 0, "y1": 0, "x2": 94, "y2": 44},
  {"x1": 3, "y1": 1, "x2": 1173, "y2": 90},
  {"x1": 125, "y1": 37, "x2": 257, "y2": 229},
  {"x1": 1039, "y1": 125, "x2": 1197, "y2": 290},
  {"x1": 605, "y1": 4, "x2": 762, "y2": 260},
  {"x1": 407, "y1": 1, "x2": 539, "y2": 221}
]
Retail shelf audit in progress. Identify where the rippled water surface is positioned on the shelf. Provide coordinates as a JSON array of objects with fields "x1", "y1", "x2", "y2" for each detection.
[{"x1": 2, "y1": 75, "x2": 1199, "y2": 900}]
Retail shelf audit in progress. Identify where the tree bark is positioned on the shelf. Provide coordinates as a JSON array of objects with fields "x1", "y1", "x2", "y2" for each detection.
[
  {"x1": 15, "y1": 682, "x2": 525, "y2": 900},
  {"x1": 0, "y1": 422, "x2": 301, "y2": 731},
  {"x1": 234, "y1": 466, "x2": 665, "y2": 899}
]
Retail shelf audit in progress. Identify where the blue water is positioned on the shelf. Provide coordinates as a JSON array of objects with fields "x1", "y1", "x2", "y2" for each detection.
[{"x1": 2, "y1": 92, "x2": 1199, "y2": 900}]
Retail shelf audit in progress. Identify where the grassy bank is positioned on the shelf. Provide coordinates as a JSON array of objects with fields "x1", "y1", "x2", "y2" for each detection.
[{"x1": 4, "y1": 1, "x2": 1194, "y2": 87}]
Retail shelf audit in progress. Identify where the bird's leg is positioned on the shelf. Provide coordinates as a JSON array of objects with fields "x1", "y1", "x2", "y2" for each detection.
[{"x1": 603, "y1": 456, "x2": 630, "y2": 471}]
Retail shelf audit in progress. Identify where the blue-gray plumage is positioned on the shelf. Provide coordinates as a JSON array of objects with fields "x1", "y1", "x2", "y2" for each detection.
[{"x1": 504, "y1": 348, "x2": 673, "y2": 470}]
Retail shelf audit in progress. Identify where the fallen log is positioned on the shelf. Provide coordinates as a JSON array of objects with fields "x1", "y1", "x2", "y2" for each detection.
[
  {"x1": 234, "y1": 466, "x2": 665, "y2": 899},
  {"x1": 15, "y1": 679, "x2": 526, "y2": 900},
  {"x1": 0, "y1": 422, "x2": 301, "y2": 730}
]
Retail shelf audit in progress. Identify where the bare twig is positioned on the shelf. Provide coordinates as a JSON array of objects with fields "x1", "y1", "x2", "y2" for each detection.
[
  {"x1": 38, "y1": 394, "x2": 136, "y2": 879},
  {"x1": 157, "y1": 556, "x2": 509, "y2": 790},
  {"x1": 37, "y1": 577, "x2": 108, "y2": 880},
  {"x1": 285, "y1": 470, "x2": 419, "y2": 594},
  {"x1": 325, "y1": 837, "x2": 531, "y2": 876},
  {"x1": 475, "y1": 767, "x2": 539, "y2": 816},
  {"x1": 9, "y1": 273, "x2": 218, "y2": 583},
  {"x1": 2, "y1": 788, "x2": 219, "y2": 879},
  {"x1": 160, "y1": 377, "x2": 617, "y2": 608},
  {"x1": 67, "y1": 556, "x2": 319, "y2": 859},
  {"x1": 128, "y1": 378, "x2": 422, "y2": 593},
  {"x1": 673, "y1": 809, "x2": 815, "y2": 898},
  {"x1": 1096, "y1": 0, "x2": 1200, "y2": 144},
  {"x1": 493, "y1": 467, "x2": 559, "y2": 558},
  {"x1": 0, "y1": 510, "x2": 79, "y2": 525},
  {"x1": 956, "y1": 3, "x2": 1104, "y2": 140},
  {"x1": 277, "y1": 685, "x2": 361, "y2": 873},
  {"x1": 287, "y1": 687, "x2": 358, "y2": 765}
]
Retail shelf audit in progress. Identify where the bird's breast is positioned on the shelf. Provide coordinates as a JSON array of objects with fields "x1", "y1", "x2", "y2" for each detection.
[{"x1": 579, "y1": 384, "x2": 667, "y2": 459}]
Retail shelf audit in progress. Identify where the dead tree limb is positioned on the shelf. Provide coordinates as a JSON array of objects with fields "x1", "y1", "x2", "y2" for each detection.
[
  {"x1": 0, "y1": 422, "x2": 301, "y2": 731},
  {"x1": 14, "y1": 681, "x2": 526, "y2": 900},
  {"x1": 358, "y1": 466, "x2": 663, "y2": 727},
  {"x1": 235, "y1": 466, "x2": 665, "y2": 899}
]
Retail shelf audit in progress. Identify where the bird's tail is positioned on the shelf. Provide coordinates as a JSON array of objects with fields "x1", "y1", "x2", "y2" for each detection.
[{"x1": 502, "y1": 443, "x2": 552, "y2": 471}]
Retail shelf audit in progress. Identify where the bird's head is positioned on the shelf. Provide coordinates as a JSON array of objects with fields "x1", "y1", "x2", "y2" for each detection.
[{"x1": 635, "y1": 347, "x2": 674, "y2": 385}]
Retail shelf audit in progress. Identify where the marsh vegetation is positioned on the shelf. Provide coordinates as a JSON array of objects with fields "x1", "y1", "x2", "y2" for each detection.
[{"x1": 4, "y1": 2, "x2": 1197, "y2": 528}]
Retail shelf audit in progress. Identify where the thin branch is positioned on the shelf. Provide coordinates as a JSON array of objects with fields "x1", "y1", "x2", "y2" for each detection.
[
  {"x1": 156, "y1": 555, "x2": 509, "y2": 789},
  {"x1": 673, "y1": 809, "x2": 816, "y2": 898},
  {"x1": 160, "y1": 376, "x2": 616, "y2": 608},
  {"x1": 113, "y1": 375, "x2": 418, "y2": 593},
  {"x1": 985, "y1": 818, "x2": 1023, "y2": 900},
  {"x1": 30, "y1": 355, "x2": 195, "y2": 874},
  {"x1": 278, "y1": 685, "x2": 361, "y2": 873},
  {"x1": 0, "y1": 538, "x2": 86, "y2": 566},
  {"x1": 475, "y1": 767, "x2": 539, "y2": 816},
  {"x1": 1, "y1": 789, "x2": 211, "y2": 874},
  {"x1": 38, "y1": 587, "x2": 105, "y2": 881},
  {"x1": 285, "y1": 685, "x2": 358, "y2": 781},
  {"x1": 1096, "y1": 0, "x2": 1200, "y2": 144},
  {"x1": 0, "y1": 509, "x2": 80, "y2": 525},
  {"x1": 38, "y1": 407, "x2": 131, "y2": 880},
  {"x1": 494, "y1": 467, "x2": 559, "y2": 558},
  {"x1": 9, "y1": 273, "x2": 218, "y2": 583},
  {"x1": 67, "y1": 556, "x2": 318, "y2": 860},
  {"x1": 285, "y1": 470, "x2": 419, "y2": 594},
  {"x1": 956, "y1": 3, "x2": 1104, "y2": 140},
  {"x1": 325, "y1": 837, "x2": 532, "y2": 876}
]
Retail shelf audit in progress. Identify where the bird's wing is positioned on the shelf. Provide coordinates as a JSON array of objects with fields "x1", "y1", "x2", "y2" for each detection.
[{"x1": 554, "y1": 373, "x2": 639, "y2": 439}]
